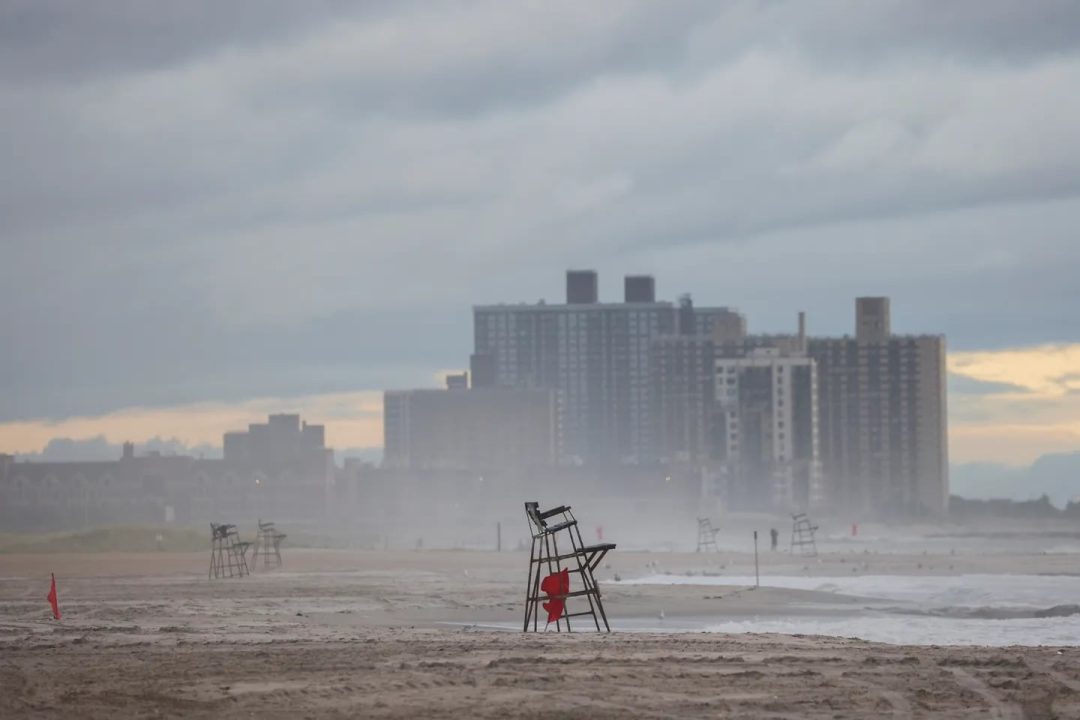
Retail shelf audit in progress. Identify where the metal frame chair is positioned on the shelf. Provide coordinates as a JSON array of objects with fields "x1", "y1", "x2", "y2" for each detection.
[
  {"x1": 523, "y1": 501, "x2": 615, "y2": 632},
  {"x1": 790, "y1": 513, "x2": 819, "y2": 557},
  {"x1": 251, "y1": 519, "x2": 286, "y2": 571},
  {"x1": 696, "y1": 517, "x2": 720, "y2": 552},
  {"x1": 209, "y1": 522, "x2": 251, "y2": 579}
]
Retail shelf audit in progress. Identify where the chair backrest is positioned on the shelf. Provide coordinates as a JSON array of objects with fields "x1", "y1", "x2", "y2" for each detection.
[{"x1": 524, "y1": 501, "x2": 546, "y2": 534}]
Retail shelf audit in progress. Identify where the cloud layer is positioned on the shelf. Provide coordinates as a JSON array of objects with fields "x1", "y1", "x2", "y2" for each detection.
[{"x1": 2, "y1": 1, "x2": 1079, "y2": 469}]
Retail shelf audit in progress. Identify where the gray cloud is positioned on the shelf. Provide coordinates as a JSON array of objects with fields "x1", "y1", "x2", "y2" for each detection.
[
  {"x1": 2, "y1": 1, "x2": 1080, "y2": 423},
  {"x1": 0, "y1": 0, "x2": 406, "y2": 84}
]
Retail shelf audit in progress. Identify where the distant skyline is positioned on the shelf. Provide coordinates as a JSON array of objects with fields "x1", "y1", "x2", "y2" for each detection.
[
  {"x1": 2, "y1": 2, "x2": 1079, "y2": 467},
  {"x1": 3, "y1": 337, "x2": 1078, "y2": 470}
]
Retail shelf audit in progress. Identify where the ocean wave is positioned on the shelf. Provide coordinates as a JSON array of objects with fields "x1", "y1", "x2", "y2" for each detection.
[{"x1": 881, "y1": 603, "x2": 1080, "y2": 620}]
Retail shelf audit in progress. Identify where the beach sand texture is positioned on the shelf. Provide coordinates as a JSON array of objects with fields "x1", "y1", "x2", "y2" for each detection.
[{"x1": 1, "y1": 547, "x2": 1079, "y2": 718}]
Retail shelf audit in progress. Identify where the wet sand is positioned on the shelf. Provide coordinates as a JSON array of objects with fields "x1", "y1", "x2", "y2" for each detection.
[{"x1": 2, "y1": 548, "x2": 1079, "y2": 718}]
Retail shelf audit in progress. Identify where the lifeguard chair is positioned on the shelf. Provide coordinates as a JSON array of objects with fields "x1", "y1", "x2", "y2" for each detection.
[
  {"x1": 251, "y1": 519, "x2": 286, "y2": 571},
  {"x1": 209, "y1": 522, "x2": 250, "y2": 579},
  {"x1": 523, "y1": 502, "x2": 615, "y2": 632},
  {"x1": 790, "y1": 513, "x2": 819, "y2": 557},
  {"x1": 696, "y1": 517, "x2": 720, "y2": 552}
]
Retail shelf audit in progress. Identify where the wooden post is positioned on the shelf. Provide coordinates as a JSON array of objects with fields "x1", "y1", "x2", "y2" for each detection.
[{"x1": 497, "y1": 522, "x2": 502, "y2": 552}]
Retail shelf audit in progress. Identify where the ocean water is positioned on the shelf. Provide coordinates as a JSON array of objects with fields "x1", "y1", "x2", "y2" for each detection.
[
  {"x1": 615, "y1": 574, "x2": 1080, "y2": 646},
  {"x1": 695, "y1": 614, "x2": 1080, "y2": 646}
]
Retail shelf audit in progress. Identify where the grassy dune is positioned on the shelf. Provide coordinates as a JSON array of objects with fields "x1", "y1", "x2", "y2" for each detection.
[{"x1": 0, "y1": 526, "x2": 207, "y2": 553}]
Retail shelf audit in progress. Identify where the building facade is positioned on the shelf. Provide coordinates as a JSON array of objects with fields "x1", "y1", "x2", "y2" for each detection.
[
  {"x1": 0, "y1": 415, "x2": 335, "y2": 530},
  {"x1": 472, "y1": 271, "x2": 678, "y2": 464},
  {"x1": 808, "y1": 298, "x2": 949, "y2": 515},
  {"x1": 383, "y1": 382, "x2": 556, "y2": 471},
  {"x1": 712, "y1": 347, "x2": 823, "y2": 512},
  {"x1": 650, "y1": 333, "x2": 717, "y2": 465}
]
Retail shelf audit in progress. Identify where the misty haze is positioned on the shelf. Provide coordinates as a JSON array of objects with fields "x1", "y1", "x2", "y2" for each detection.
[{"x1": 2, "y1": 2, "x2": 1080, "y2": 718}]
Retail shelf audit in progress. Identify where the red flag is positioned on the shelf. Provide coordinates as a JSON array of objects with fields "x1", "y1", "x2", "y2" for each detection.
[
  {"x1": 540, "y1": 568, "x2": 570, "y2": 624},
  {"x1": 46, "y1": 573, "x2": 60, "y2": 620}
]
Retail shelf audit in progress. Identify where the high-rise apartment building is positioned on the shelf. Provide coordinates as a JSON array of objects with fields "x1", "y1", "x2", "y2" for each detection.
[
  {"x1": 712, "y1": 348, "x2": 822, "y2": 511},
  {"x1": 649, "y1": 297, "x2": 749, "y2": 465},
  {"x1": 472, "y1": 271, "x2": 677, "y2": 463},
  {"x1": 469, "y1": 274, "x2": 945, "y2": 516},
  {"x1": 693, "y1": 306, "x2": 748, "y2": 342},
  {"x1": 808, "y1": 298, "x2": 948, "y2": 515},
  {"x1": 650, "y1": 333, "x2": 717, "y2": 465}
]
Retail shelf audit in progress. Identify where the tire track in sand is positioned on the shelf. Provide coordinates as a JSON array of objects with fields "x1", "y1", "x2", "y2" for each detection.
[{"x1": 947, "y1": 668, "x2": 1022, "y2": 720}]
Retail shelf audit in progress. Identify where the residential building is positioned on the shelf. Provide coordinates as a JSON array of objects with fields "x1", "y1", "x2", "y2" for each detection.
[
  {"x1": 471, "y1": 271, "x2": 678, "y2": 463},
  {"x1": 383, "y1": 377, "x2": 556, "y2": 470},
  {"x1": 712, "y1": 347, "x2": 822, "y2": 512},
  {"x1": 808, "y1": 298, "x2": 948, "y2": 515},
  {"x1": 650, "y1": 333, "x2": 717, "y2": 465}
]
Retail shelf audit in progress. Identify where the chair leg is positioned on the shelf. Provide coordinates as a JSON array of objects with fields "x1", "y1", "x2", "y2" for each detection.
[
  {"x1": 563, "y1": 525, "x2": 595, "y2": 631},
  {"x1": 573, "y1": 523, "x2": 611, "y2": 632},
  {"x1": 533, "y1": 535, "x2": 550, "y2": 632},
  {"x1": 524, "y1": 537, "x2": 538, "y2": 631}
]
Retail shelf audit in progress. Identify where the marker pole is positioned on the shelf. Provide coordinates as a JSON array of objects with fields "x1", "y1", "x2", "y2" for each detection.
[{"x1": 753, "y1": 531, "x2": 760, "y2": 588}]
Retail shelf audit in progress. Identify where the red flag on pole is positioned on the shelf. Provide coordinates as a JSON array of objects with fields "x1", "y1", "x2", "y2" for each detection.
[{"x1": 46, "y1": 573, "x2": 61, "y2": 620}]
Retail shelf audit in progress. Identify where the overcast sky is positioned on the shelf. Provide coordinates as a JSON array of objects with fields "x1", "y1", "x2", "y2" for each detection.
[{"x1": 2, "y1": 1, "x2": 1079, "y2": 464}]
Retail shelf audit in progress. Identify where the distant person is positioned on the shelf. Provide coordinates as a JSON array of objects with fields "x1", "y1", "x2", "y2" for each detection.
[{"x1": 770, "y1": 528, "x2": 778, "y2": 552}]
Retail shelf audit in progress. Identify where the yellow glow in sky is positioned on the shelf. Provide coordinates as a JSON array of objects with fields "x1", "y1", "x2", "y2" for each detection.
[
  {"x1": 2, "y1": 343, "x2": 1079, "y2": 466},
  {"x1": 948, "y1": 343, "x2": 1080, "y2": 465},
  {"x1": 0, "y1": 391, "x2": 383, "y2": 455}
]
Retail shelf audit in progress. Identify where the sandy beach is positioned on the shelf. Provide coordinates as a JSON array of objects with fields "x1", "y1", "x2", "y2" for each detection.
[{"x1": 2, "y1": 543, "x2": 1079, "y2": 718}]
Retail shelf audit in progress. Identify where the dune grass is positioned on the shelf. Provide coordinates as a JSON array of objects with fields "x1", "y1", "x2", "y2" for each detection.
[{"x1": 0, "y1": 526, "x2": 208, "y2": 553}]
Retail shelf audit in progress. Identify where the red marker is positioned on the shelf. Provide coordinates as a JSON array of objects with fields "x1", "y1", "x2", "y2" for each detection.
[{"x1": 46, "y1": 573, "x2": 61, "y2": 620}]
